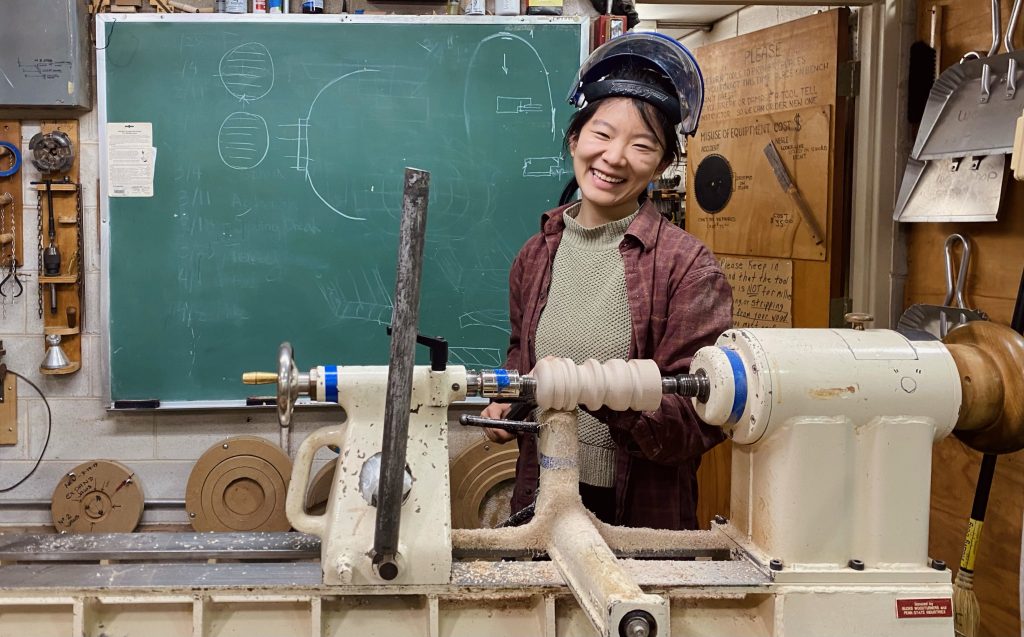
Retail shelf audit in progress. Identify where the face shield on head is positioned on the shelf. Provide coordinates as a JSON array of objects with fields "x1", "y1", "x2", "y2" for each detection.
[{"x1": 566, "y1": 32, "x2": 704, "y2": 136}]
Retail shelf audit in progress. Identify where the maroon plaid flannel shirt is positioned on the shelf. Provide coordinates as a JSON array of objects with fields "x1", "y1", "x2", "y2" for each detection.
[{"x1": 505, "y1": 200, "x2": 733, "y2": 530}]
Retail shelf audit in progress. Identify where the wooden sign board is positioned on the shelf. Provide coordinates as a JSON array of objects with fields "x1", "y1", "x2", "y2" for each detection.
[
  {"x1": 719, "y1": 256, "x2": 793, "y2": 327},
  {"x1": 688, "y1": 105, "x2": 830, "y2": 261},
  {"x1": 696, "y1": 10, "x2": 843, "y2": 122}
]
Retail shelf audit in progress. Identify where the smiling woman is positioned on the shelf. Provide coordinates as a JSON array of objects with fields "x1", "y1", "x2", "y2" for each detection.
[{"x1": 479, "y1": 32, "x2": 734, "y2": 531}]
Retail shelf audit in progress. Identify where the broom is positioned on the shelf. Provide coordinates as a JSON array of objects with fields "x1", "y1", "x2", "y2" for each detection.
[
  {"x1": 953, "y1": 266, "x2": 1024, "y2": 636},
  {"x1": 952, "y1": 453, "x2": 996, "y2": 637}
]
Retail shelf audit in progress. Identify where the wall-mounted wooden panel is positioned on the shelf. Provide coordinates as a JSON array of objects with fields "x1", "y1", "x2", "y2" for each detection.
[{"x1": 907, "y1": 2, "x2": 1024, "y2": 636}]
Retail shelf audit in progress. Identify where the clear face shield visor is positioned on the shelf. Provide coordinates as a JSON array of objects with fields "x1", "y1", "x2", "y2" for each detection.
[{"x1": 566, "y1": 32, "x2": 704, "y2": 136}]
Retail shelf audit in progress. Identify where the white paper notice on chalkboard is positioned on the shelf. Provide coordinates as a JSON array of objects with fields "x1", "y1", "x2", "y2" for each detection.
[
  {"x1": 107, "y1": 122, "x2": 155, "y2": 197},
  {"x1": 718, "y1": 255, "x2": 793, "y2": 328}
]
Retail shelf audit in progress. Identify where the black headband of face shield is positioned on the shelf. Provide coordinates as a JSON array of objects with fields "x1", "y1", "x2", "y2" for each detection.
[{"x1": 580, "y1": 79, "x2": 685, "y2": 125}]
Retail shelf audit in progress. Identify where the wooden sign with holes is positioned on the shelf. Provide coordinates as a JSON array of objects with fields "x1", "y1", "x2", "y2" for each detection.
[
  {"x1": 687, "y1": 105, "x2": 831, "y2": 261},
  {"x1": 35, "y1": 120, "x2": 83, "y2": 375}
]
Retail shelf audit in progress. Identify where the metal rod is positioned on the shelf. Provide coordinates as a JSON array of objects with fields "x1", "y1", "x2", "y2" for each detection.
[
  {"x1": 989, "y1": 0, "x2": 1001, "y2": 57},
  {"x1": 372, "y1": 167, "x2": 430, "y2": 581},
  {"x1": 1005, "y1": 0, "x2": 1022, "y2": 53}
]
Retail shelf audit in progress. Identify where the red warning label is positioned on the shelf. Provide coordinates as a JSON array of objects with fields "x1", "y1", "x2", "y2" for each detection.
[{"x1": 896, "y1": 598, "x2": 953, "y2": 619}]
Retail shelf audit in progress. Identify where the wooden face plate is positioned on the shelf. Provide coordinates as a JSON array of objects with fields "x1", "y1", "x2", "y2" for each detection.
[
  {"x1": 51, "y1": 460, "x2": 144, "y2": 533},
  {"x1": 449, "y1": 437, "x2": 518, "y2": 529},
  {"x1": 186, "y1": 435, "x2": 292, "y2": 532}
]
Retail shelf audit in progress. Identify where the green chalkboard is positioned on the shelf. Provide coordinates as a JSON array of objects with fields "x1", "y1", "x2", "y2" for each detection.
[{"x1": 98, "y1": 15, "x2": 586, "y2": 405}]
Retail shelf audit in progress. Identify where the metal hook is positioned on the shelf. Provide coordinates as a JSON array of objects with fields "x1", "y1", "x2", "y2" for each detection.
[
  {"x1": 0, "y1": 263, "x2": 23, "y2": 299},
  {"x1": 990, "y1": 0, "x2": 1002, "y2": 57},
  {"x1": 943, "y1": 234, "x2": 971, "y2": 309},
  {"x1": 1005, "y1": 0, "x2": 1022, "y2": 53}
]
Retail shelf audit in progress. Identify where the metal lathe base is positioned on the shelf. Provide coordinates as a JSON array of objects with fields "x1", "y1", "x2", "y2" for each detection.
[{"x1": 0, "y1": 532, "x2": 952, "y2": 637}]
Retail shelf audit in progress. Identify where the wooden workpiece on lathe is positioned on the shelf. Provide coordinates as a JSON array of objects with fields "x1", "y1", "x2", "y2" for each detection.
[
  {"x1": 531, "y1": 358, "x2": 662, "y2": 412},
  {"x1": 944, "y1": 321, "x2": 1024, "y2": 454}
]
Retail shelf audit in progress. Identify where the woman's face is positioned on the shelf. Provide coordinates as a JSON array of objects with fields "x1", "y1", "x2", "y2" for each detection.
[{"x1": 569, "y1": 98, "x2": 668, "y2": 221}]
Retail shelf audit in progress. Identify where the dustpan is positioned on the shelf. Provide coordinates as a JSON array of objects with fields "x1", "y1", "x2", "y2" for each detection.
[
  {"x1": 894, "y1": 0, "x2": 1022, "y2": 222},
  {"x1": 893, "y1": 155, "x2": 1007, "y2": 222},
  {"x1": 897, "y1": 234, "x2": 988, "y2": 340},
  {"x1": 912, "y1": 50, "x2": 1024, "y2": 161}
]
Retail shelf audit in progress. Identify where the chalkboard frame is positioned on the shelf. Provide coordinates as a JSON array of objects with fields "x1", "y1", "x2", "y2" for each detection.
[{"x1": 97, "y1": 14, "x2": 589, "y2": 409}]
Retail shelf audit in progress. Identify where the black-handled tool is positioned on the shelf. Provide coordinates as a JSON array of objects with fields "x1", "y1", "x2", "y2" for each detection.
[
  {"x1": 459, "y1": 413, "x2": 540, "y2": 435},
  {"x1": 460, "y1": 401, "x2": 539, "y2": 434},
  {"x1": 31, "y1": 179, "x2": 61, "y2": 315}
]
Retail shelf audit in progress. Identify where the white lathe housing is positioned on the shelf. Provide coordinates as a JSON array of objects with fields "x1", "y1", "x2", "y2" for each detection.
[{"x1": 691, "y1": 328, "x2": 961, "y2": 574}]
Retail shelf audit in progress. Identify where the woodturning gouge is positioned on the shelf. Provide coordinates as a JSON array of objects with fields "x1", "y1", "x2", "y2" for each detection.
[{"x1": 764, "y1": 139, "x2": 827, "y2": 246}]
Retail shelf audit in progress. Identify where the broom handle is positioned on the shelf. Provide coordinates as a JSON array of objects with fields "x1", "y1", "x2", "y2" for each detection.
[
  {"x1": 959, "y1": 265, "x2": 1023, "y2": 574},
  {"x1": 960, "y1": 454, "x2": 997, "y2": 573}
]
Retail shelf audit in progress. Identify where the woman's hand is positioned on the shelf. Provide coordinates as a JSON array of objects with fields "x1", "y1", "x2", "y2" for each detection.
[{"x1": 480, "y1": 402, "x2": 516, "y2": 444}]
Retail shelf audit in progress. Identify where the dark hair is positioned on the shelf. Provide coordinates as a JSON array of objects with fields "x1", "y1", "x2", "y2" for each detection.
[{"x1": 559, "y1": 64, "x2": 682, "y2": 205}]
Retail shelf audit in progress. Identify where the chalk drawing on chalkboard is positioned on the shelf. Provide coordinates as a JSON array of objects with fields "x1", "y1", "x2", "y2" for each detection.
[
  {"x1": 316, "y1": 268, "x2": 394, "y2": 327},
  {"x1": 459, "y1": 310, "x2": 511, "y2": 334},
  {"x1": 218, "y1": 42, "x2": 275, "y2": 103},
  {"x1": 218, "y1": 111, "x2": 271, "y2": 170},
  {"x1": 522, "y1": 156, "x2": 566, "y2": 178},
  {"x1": 449, "y1": 347, "x2": 504, "y2": 368},
  {"x1": 496, "y1": 96, "x2": 544, "y2": 114},
  {"x1": 285, "y1": 68, "x2": 382, "y2": 222},
  {"x1": 464, "y1": 32, "x2": 557, "y2": 141}
]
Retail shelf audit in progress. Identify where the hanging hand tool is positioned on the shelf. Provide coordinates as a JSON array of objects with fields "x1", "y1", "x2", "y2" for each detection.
[
  {"x1": 0, "y1": 261, "x2": 23, "y2": 299},
  {"x1": 763, "y1": 140, "x2": 826, "y2": 246},
  {"x1": 31, "y1": 179, "x2": 61, "y2": 315}
]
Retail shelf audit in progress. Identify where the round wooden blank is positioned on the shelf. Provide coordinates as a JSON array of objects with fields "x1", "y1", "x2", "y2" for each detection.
[
  {"x1": 186, "y1": 436, "x2": 292, "y2": 532},
  {"x1": 51, "y1": 460, "x2": 145, "y2": 533},
  {"x1": 449, "y1": 437, "x2": 519, "y2": 529}
]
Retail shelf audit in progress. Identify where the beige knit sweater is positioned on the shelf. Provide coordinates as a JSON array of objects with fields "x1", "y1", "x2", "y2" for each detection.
[{"x1": 535, "y1": 204, "x2": 638, "y2": 487}]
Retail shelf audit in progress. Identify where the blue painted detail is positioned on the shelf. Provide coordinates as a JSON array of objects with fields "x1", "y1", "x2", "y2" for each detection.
[
  {"x1": 0, "y1": 142, "x2": 21, "y2": 178},
  {"x1": 540, "y1": 453, "x2": 575, "y2": 469},
  {"x1": 722, "y1": 348, "x2": 747, "y2": 424},
  {"x1": 494, "y1": 369, "x2": 510, "y2": 389},
  {"x1": 324, "y1": 365, "x2": 338, "y2": 403}
]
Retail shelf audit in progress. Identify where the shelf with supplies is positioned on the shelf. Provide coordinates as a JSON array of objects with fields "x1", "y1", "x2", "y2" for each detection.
[{"x1": 32, "y1": 120, "x2": 84, "y2": 376}]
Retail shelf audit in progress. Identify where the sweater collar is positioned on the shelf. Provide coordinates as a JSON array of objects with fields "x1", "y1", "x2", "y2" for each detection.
[{"x1": 541, "y1": 199, "x2": 663, "y2": 251}]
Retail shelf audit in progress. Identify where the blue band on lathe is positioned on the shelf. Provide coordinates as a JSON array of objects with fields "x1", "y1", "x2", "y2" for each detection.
[
  {"x1": 722, "y1": 348, "x2": 747, "y2": 424},
  {"x1": 494, "y1": 369, "x2": 510, "y2": 389},
  {"x1": 324, "y1": 365, "x2": 338, "y2": 403}
]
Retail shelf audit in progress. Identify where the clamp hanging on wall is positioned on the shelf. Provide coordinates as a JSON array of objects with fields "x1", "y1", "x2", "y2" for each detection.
[{"x1": 0, "y1": 123, "x2": 24, "y2": 312}]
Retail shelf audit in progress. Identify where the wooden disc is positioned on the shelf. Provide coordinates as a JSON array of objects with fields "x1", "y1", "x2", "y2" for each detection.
[
  {"x1": 51, "y1": 460, "x2": 144, "y2": 533},
  {"x1": 944, "y1": 321, "x2": 1024, "y2": 454},
  {"x1": 186, "y1": 436, "x2": 292, "y2": 532},
  {"x1": 304, "y1": 458, "x2": 337, "y2": 516},
  {"x1": 450, "y1": 437, "x2": 519, "y2": 529}
]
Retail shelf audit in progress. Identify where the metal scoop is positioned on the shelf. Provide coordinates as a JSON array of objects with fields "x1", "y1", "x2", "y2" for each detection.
[{"x1": 897, "y1": 234, "x2": 988, "y2": 340}]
